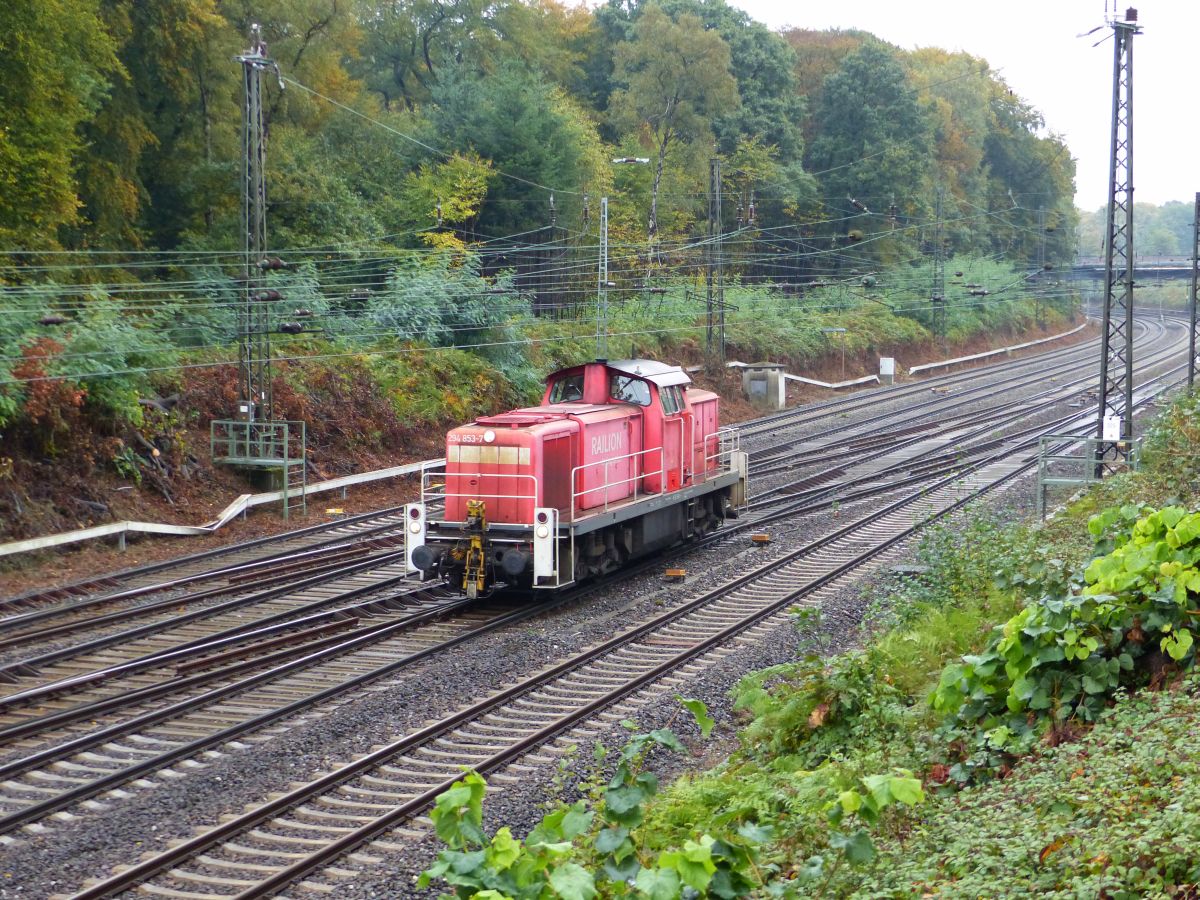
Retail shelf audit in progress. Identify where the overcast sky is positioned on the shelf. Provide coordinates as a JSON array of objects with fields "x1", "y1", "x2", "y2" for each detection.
[{"x1": 727, "y1": 0, "x2": 1197, "y2": 211}]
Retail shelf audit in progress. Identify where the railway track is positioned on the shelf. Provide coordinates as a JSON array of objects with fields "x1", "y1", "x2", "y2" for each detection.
[
  {"x1": 0, "y1": 317, "x2": 1185, "y2": 898},
  {"x1": 0, "y1": 321, "x2": 1147, "y2": 698},
  {"x1": 0, "y1": 320, "x2": 1184, "y2": 846},
  {"x1": 0, "y1": 460, "x2": 950, "y2": 839},
  {"x1": 1, "y1": 505, "x2": 420, "y2": 617},
  {"x1": 748, "y1": 322, "x2": 1187, "y2": 505},
  {"x1": 3, "y1": 325, "x2": 1101, "y2": 613},
  {"x1": 734, "y1": 322, "x2": 1102, "y2": 441},
  {"x1": 0, "y1": 447, "x2": 957, "y2": 837},
  {"x1": 744, "y1": 318, "x2": 1163, "y2": 467},
  {"x1": 65, "y1": 359, "x2": 1184, "y2": 900}
]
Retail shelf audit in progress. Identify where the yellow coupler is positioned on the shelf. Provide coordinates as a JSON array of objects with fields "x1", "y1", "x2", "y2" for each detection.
[{"x1": 462, "y1": 500, "x2": 488, "y2": 599}]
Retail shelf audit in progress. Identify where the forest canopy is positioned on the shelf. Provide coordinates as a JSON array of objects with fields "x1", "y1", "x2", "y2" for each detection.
[{"x1": 0, "y1": 0, "x2": 1079, "y2": 264}]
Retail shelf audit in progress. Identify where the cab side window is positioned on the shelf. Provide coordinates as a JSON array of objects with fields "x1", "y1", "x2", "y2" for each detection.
[
  {"x1": 609, "y1": 374, "x2": 651, "y2": 406},
  {"x1": 660, "y1": 385, "x2": 686, "y2": 414},
  {"x1": 549, "y1": 374, "x2": 585, "y2": 402}
]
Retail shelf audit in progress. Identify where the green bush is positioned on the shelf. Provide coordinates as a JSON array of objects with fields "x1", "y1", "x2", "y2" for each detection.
[
  {"x1": 847, "y1": 675, "x2": 1200, "y2": 897},
  {"x1": 932, "y1": 505, "x2": 1200, "y2": 781}
]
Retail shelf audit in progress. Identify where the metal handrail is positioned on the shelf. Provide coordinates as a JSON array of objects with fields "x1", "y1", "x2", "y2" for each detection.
[{"x1": 570, "y1": 445, "x2": 666, "y2": 519}]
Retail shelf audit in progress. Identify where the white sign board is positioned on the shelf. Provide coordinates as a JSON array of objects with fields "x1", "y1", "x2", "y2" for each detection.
[{"x1": 1102, "y1": 415, "x2": 1122, "y2": 442}]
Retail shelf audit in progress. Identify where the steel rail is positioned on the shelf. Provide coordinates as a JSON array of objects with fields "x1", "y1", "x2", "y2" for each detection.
[
  {"x1": 746, "y1": 319, "x2": 1158, "y2": 463},
  {"x1": 0, "y1": 550, "x2": 414, "y2": 700},
  {"x1": 749, "y1": 327, "x2": 1187, "y2": 498},
  {"x1": 5, "y1": 324, "x2": 1101, "y2": 610},
  {"x1": 2, "y1": 503, "x2": 412, "y2": 609},
  {"x1": 67, "y1": 397, "x2": 1093, "y2": 900}
]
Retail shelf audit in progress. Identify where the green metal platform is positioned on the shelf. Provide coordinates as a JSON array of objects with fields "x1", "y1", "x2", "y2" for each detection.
[{"x1": 211, "y1": 419, "x2": 307, "y2": 519}]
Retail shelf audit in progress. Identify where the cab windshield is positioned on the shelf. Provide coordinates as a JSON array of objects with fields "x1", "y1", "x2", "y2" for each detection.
[{"x1": 609, "y1": 374, "x2": 651, "y2": 406}]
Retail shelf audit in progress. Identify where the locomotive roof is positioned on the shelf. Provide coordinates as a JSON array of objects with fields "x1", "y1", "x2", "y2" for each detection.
[{"x1": 603, "y1": 359, "x2": 693, "y2": 387}]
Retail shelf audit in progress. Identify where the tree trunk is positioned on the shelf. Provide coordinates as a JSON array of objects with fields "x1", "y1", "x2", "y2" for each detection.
[{"x1": 648, "y1": 97, "x2": 677, "y2": 249}]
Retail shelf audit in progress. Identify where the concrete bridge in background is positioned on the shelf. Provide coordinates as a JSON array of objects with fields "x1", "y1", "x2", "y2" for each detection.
[{"x1": 1068, "y1": 256, "x2": 1196, "y2": 281}]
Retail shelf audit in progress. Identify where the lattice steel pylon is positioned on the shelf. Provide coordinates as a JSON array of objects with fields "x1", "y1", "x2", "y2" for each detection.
[
  {"x1": 1096, "y1": 8, "x2": 1140, "y2": 468},
  {"x1": 236, "y1": 25, "x2": 282, "y2": 430},
  {"x1": 930, "y1": 188, "x2": 946, "y2": 354},
  {"x1": 1189, "y1": 191, "x2": 1199, "y2": 389},
  {"x1": 596, "y1": 196, "x2": 609, "y2": 358},
  {"x1": 706, "y1": 156, "x2": 723, "y2": 363}
]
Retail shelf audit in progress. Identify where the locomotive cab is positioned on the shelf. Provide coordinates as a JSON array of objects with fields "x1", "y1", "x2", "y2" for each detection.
[{"x1": 407, "y1": 359, "x2": 747, "y2": 595}]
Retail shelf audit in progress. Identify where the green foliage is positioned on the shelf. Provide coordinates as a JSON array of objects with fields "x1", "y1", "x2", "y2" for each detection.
[
  {"x1": 0, "y1": 0, "x2": 1086, "y2": 257},
  {"x1": 732, "y1": 652, "x2": 910, "y2": 770},
  {"x1": 653, "y1": 0, "x2": 804, "y2": 159},
  {"x1": 1080, "y1": 200, "x2": 1196, "y2": 256},
  {"x1": 807, "y1": 43, "x2": 933, "y2": 241},
  {"x1": 1, "y1": 291, "x2": 178, "y2": 431},
  {"x1": 932, "y1": 505, "x2": 1200, "y2": 781},
  {"x1": 846, "y1": 676, "x2": 1200, "y2": 896},
  {"x1": 0, "y1": 0, "x2": 120, "y2": 248},
  {"x1": 1139, "y1": 389, "x2": 1200, "y2": 497},
  {"x1": 598, "y1": 423, "x2": 1200, "y2": 896},
  {"x1": 609, "y1": 5, "x2": 739, "y2": 239},
  {"x1": 54, "y1": 295, "x2": 179, "y2": 427},
  {"x1": 427, "y1": 62, "x2": 605, "y2": 237},
  {"x1": 421, "y1": 701, "x2": 778, "y2": 898},
  {"x1": 362, "y1": 252, "x2": 525, "y2": 343},
  {"x1": 365, "y1": 345, "x2": 519, "y2": 430}
]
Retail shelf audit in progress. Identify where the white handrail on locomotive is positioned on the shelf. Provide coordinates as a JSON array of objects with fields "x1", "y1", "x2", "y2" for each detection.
[
  {"x1": 567, "y1": 425, "x2": 740, "y2": 521},
  {"x1": 699, "y1": 427, "x2": 741, "y2": 481},
  {"x1": 421, "y1": 427, "x2": 740, "y2": 529},
  {"x1": 569, "y1": 444, "x2": 667, "y2": 520}
]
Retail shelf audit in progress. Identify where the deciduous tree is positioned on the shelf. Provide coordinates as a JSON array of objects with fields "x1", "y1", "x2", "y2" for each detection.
[
  {"x1": 0, "y1": 0, "x2": 120, "y2": 250},
  {"x1": 608, "y1": 5, "x2": 738, "y2": 242}
]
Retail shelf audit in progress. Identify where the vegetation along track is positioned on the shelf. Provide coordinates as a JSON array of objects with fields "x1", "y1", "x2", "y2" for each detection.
[
  {"x1": 65, "y1": 353, "x2": 1185, "y2": 899},
  {"x1": 0, "y1": 319, "x2": 1184, "y2": 841},
  {"x1": 2, "y1": 323, "x2": 1102, "y2": 613}
]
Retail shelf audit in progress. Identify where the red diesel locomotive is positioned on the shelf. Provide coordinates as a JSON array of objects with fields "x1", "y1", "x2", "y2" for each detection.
[{"x1": 406, "y1": 358, "x2": 748, "y2": 596}]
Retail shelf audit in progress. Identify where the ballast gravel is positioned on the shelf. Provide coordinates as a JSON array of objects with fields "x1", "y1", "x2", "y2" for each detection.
[
  {"x1": 0, "y1": 333, "x2": 1185, "y2": 898},
  {"x1": 0, "y1": 462, "x2": 1046, "y2": 899}
]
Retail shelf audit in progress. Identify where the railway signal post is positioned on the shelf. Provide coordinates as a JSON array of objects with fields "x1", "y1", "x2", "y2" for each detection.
[
  {"x1": 930, "y1": 188, "x2": 946, "y2": 355},
  {"x1": 706, "y1": 155, "x2": 724, "y2": 366}
]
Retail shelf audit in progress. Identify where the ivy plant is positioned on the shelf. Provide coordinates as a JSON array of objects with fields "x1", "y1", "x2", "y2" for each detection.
[
  {"x1": 420, "y1": 699, "x2": 771, "y2": 898},
  {"x1": 932, "y1": 505, "x2": 1200, "y2": 781}
]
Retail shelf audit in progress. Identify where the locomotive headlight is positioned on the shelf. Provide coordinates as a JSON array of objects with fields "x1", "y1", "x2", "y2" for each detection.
[
  {"x1": 483, "y1": 429, "x2": 496, "y2": 443},
  {"x1": 536, "y1": 525, "x2": 549, "y2": 539}
]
